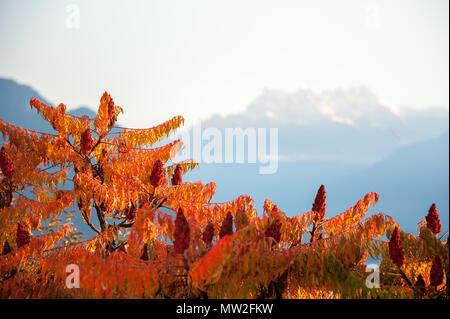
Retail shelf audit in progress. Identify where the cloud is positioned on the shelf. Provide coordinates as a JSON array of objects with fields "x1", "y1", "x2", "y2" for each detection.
[{"x1": 316, "y1": 104, "x2": 354, "y2": 126}]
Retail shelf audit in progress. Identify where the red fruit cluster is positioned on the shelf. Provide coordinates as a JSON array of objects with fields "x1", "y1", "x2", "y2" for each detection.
[
  {"x1": 140, "y1": 243, "x2": 149, "y2": 261},
  {"x1": 150, "y1": 159, "x2": 165, "y2": 188},
  {"x1": 265, "y1": 220, "x2": 282, "y2": 243},
  {"x1": 107, "y1": 97, "x2": 115, "y2": 120},
  {"x1": 80, "y1": 129, "x2": 94, "y2": 156},
  {"x1": 388, "y1": 227, "x2": 404, "y2": 267},
  {"x1": 171, "y1": 164, "x2": 183, "y2": 186},
  {"x1": 16, "y1": 223, "x2": 30, "y2": 249},
  {"x1": 425, "y1": 203, "x2": 441, "y2": 234},
  {"x1": 202, "y1": 222, "x2": 215, "y2": 245},
  {"x1": 430, "y1": 256, "x2": 443, "y2": 287},
  {"x1": 219, "y1": 212, "x2": 234, "y2": 239},
  {"x1": 174, "y1": 208, "x2": 190, "y2": 254},
  {"x1": 312, "y1": 184, "x2": 326, "y2": 220},
  {"x1": 106, "y1": 93, "x2": 118, "y2": 127},
  {"x1": 0, "y1": 146, "x2": 14, "y2": 179}
]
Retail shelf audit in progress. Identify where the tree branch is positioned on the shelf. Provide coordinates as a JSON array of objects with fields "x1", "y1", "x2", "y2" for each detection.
[
  {"x1": 94, "y1": 202, "x2": 107, "y2": 232},
  {"x1": 81, "y1": 209, "x2": 101, "y2": 234},
  {"x1": 90, "y1": 134, "x2": 105, "y2": 154},
  {"x1": 397, "y1": 267, "x2": 413, "y2": 287}
]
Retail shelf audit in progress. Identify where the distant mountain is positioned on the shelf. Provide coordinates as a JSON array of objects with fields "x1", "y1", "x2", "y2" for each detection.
[
  {"x1": 0, "y1": 78, "x2": 51, "y2": 131},
  {"x1": 0, "y1": 78, "x2": 96, "y2": 132},
  {"x1": 199, "y1": 87, "x2": 448, "y2": 163},
  {"x1": 327, "y1": 132, "x2": 449, "y2": 234}
]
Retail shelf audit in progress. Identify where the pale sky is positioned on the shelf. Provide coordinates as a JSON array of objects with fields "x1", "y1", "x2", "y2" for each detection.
[{"x1": 0, "y1": 0, "x2": 448, "y2": 128}]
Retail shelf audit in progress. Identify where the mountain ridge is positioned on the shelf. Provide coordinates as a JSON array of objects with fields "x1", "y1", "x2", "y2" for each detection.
[{"x1": 196, "y1": 86, "x2": 448, "y2": 164}]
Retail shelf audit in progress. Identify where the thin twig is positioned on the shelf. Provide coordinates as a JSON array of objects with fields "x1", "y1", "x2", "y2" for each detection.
[
  {"x1": 439, "y1": 230, "x2": 449, "y2": 241},
  {"x1": 81, "y1": 209, "x2": 101, "y2": 234},
  {"x1": 397, "y1": 267, "x2": 413, "y2": 287}
]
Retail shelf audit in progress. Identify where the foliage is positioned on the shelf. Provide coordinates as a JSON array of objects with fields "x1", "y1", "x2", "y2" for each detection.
[{"x1": 0, "y1": 92, "x2": 448, "y2": 299}]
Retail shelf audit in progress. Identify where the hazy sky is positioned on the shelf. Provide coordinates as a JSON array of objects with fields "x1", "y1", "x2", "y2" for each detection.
[{"x1": 0, "y1": 0, "x2": 448, "y2": 127}]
